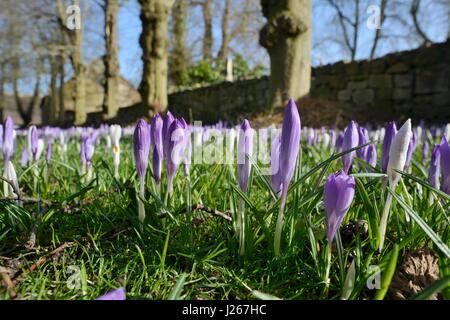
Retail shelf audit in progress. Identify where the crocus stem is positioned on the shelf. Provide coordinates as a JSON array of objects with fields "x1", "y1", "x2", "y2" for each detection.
[
  {"x1": 238, "y1": 198, "x2": 245, "y2": 257},
  {"x1": 323, "y1": 246, "x2": 332, "y2": 297},
  {"x1": 378, "y1": 192, "x2": 393, "y2": 253},
  {"x1": 274, "y1": 188, "x2": 288, "y2": 257},
  {"x1": 165, "y1": 177, "x2": 173, "y2": 206},
  {"x1": 138, "y1": 178, "x2": 145, "y2": 226},
  {"x1": 114, "y1": 164, "x2": 119, "y2": 179}
]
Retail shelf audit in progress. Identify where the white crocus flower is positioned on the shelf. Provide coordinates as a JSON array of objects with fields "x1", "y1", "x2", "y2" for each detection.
[
  {"x1": 3, "y1": 160, "x2": 19, "y2": 198},
  {"x1": 379, "y1": 119, "x2": 412, "y2": 252},
  {"x1": 445, "y1": 123, "x2": 450, "y2": 141},
  {"x1": 110, "y1": 125, "x2": 122, "y2": 178},
  {"x1": 322, "y1": 132, "x2": 330, "y2": 149},
  {"x1": 35, "y1": 139, "x2": 45, "y2": 161}
]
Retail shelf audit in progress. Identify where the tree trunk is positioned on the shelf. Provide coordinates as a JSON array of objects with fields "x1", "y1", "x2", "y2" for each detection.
[
  {"x1": 217, "y1": 0, "x2": 231, "y2": 61},
  {"x1": 202, "y1": 0, "x2": 213, "y2": 61},
  {"x1": 260, "y1": 0, "x2": 312, "y2": 109},
  {"x1": 13, "y1": 58, "x2": 40, "y2": 127},
  {"x1": 103, "y1": 0, "x2": 120, "y2": 121},
  {"x1": 0, "y1": 63, "x2": 4, "y2": 122},
  {"x1": 58, "y1": 45, "x2": 66, "y2": 125},
  {"x1": 57, "y1": 0, "x2": 86, "y2": 125},
  {"x1": 169, "y1": 0, "x2": 188, "y2": 86},
  {"x1": 138, "y1": 0, "x2": 174, "y2": 115},
  {"x1": 48, "y1": 55, "x2": 59, "y2": 125}
]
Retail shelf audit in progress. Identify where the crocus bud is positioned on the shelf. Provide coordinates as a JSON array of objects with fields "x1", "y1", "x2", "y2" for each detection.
[
  {"x1": 133, "y1": 119, "x2": 151, "y2": 183},
  {"x1": 2, "y1": 117, "x2": 14, "y2": 162},
  {"x1": 440, "y1": 137, "x2": 450, "y2": 195},
  {"x1": 404, "y1": 132, "x2": 417, "y2": 169},
  {"x1": 28, "y1": 125, "x2": 39, "y2": 161},
  {"x1": 324, "y1": 170, "x2": 356, "y2": 245},
  {"x1": 381, "y1": 121, "x2": 397, "y2": 172},
  {"x1": 342, "y1": 121, "x2": 359, "y2": 174},
  {"x1": 237, "y1": 119, "x2": 253, "y2": 192},
  {"x1": 162, "y1": 111, "x2": 175, "y2": 160},
  {"x1": 274, "y1": 98, "x2": 301, "y2": 256},
  {"x1": 270, "y1": 134, "x2": 282, "y2": 195},
  {"x1": 21, "y1": 147, "x2": 28, "y2": 167},
  {"x1": 422, "y1": 141, "x2": 429, "y2": 163},
  {"x1": 387, "y1": 119, "x2": 412, "y2": 189},
  {"x1": 357, "y1": 126, "x2": 369, "y2": 160},
  {"x1": 167, "y1": 119, "x2": 187, "y2": 189},
  {"x1": 36, "y1": 139, "x2": 45, "y2": 161},
  {"x1": 110, "y1": 125, "x2": 122, "y2": 178},
  {"x1": 336, "y1": 132, "x2": 344, "y2": 153},
  {"x1": 379, "y1": 119, "x2": 411, "y2": 252},
  {"x1": 428, "y1": 145, "x2": 440, "y2": 188},
  {"x1": 46, "y1": 138, "x2": 53, "y2": 162},
  {"x1": 279, "y1": 99, "x2": 301, "y2": 193},
  {"x1": 366, "y1": 144, "x2": 377, "y2": 167},
  {"x1": 151, "y1": 114, "x2": 163, "y2": 185}
]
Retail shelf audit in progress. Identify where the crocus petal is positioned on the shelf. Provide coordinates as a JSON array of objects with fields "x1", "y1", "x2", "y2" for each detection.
[
  {"x1": 96, "y1": 288, "x2": 126, "y2": 300},
  {"x1": 381, "y1": 121, "x2": 397, "y2": 172},
  {"x1": 342, "y1": 121, "x2": 359, "y2": 174},
  {"x1": 237, "y1": 119, "x2": 253, "y2": 192},
  {"x1": 387, "y1": 119, "x2": 412, "y2": 188},
  {"x1": 440, "y1": 137, "x2": 450, "y2": 195},
  {"x1": 133, "y1": 119, "x2": 151, "y2": 181},
  {"x1": 428, "y1": 145, "x2": 440, "y2": 188},
  {"x1": 279, "y1": 99, "x2": 301, "y2": 192}
]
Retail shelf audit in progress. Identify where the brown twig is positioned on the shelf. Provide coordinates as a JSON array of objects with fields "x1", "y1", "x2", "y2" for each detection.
[
  {"x1": 0, "y1": 176, "x2": 21, "y2": 200},
  {"x1": 11, "y1": 241, "x2": 76, "y2": 286},
  {"x1": 0, "y1": 266, "x2": 17, "y2": 299},
  {"x1": 159, "y1": 204, "x2": 232, "y2": 221}
]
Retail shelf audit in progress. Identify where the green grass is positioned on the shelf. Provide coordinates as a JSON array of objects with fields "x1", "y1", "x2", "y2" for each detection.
[{"x1": 0, "y1": 133, "x2": 449, "y2": 300}]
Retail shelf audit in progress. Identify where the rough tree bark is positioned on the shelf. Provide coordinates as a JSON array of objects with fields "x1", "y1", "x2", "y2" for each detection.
[
  {"x1": 12, "y1": 58, "x2": 41, "y2": 127},
  {"x1": 217, "y1": 0, "x2": 231, "y2": 61},
  {"x1": 201, "y1": 0, "x2": 213, "y2": 61},
  {"x1": 138, "y1": 0, "x2": 174, "y2": 115},
  {"x1": 0, "y1": 63, "x2": 4, "y2": 122},
  {"x1": 57, "y1": 0, "x2": 87, "y2": 125},
  {"x1": 169, "y1": 0, "x2": 188, "y2": 85},
  {"x1": 369, "y1": 0, "x2": 386, "y2": 60},
  {"x1": 48, "y1": 55, "x2": 60, "y2": 125},
  {"x1": 103, "y1": 0, "x2": 120, "y2": 121},
  {"x1": 259, "y1": 0, "x2": 312, "y2": 109},
  {"x1": 58, "y1": 52, "x2": 66, "y2": 125}
]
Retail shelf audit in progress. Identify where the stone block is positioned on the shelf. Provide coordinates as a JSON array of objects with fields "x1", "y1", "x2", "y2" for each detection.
[
  {"x1": 394, "y1": 74, "x2": 413, "y2": 88},
  {"x1": 393, "y1": 88, "x2": 412, "y2": 101},
  {"x1": 338, "y1": 89, "x2": 351, "y2": 102},
  {"x1": 352, "y1": 89, "x2": 375, "y2": 105},
  {"x1": 348, "y1": 80, "x2": 368, "y2": 90},
  {"x1": 368, "y1": 74, "x2": 393, "y2": 88},
  {"x1": 387, "y1": 63, "x2": 410, "y2": 74}
]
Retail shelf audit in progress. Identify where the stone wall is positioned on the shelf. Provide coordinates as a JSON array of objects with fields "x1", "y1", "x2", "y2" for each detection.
[{"x1": 169, "y1": 40, "x2": 450, "y2": 125}]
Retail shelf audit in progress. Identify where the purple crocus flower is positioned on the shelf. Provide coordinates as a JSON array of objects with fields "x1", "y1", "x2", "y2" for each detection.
[
  {"x1": 162, "y1": 111, "x2": 175, "y2": 160},
  {"x1": 46, "y1": 138, "x2": 53, "y2": 162},
  {"x1": 270, "y1": 134, "x2": 282, "y2": 195},
  {"x1": 83, "y1": 135, "x2": 95, "y2": 168},
  {"x1": 21, "y1": 147, "x2": 28, "y2": 167},
  {"x1": 237, "y1": 119, "x2": 253, "y2": 192},
  {"x1": 404, "y1": 132, "x2": 418, "y2": 169},
  {"x1": 28, "y1": 125, "x2": 39, "y2": 160},
  {"x1": 2, "y1": 116, "x2": 14, "y2": 162},
  {"x1": 422, "y1": 141, "x2": 429, "y2": 163},
  {"x1": 342, "y1": 121, "x2": 359, "y2": 174},
  {"x1": 279, "y1": 99, "x2": 301, "y2": 196},
  {"x1": 166, "y1": 119, "x2": 187, "y2": 190},
  {"x1": 274, "y1": 98, "x2": 301, "y2": 256},
  {"x1": 324, "y1": 170, "x2": 356, "y2": 245},
  {"x1": 366, "y1": 144, "x2": 377, "y2": 167},
  {"x1": 133, "y1": 119, "x2": 151, "y2": 183},
  {"x1": 96, "y1": 288, "x2": 126, "y2": 300},
  {"x1": 336, "y1": 132, "x2": 344, "y2": 153},
  {"x1": 439, "y1": 137, "x2": 450, "y2": 195},
  {"x1": 357, "y1": 126, "x2": 369, "y2": 160},
  {"x1": 428, "y1": 145, "x2": 440, "y2": 188},
  {"x1": 381, "y1": 121, "x2": 397, "y2": 172},
  {"x1": 150, "y1": 114, "x2": 163, "y2": 185}
]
